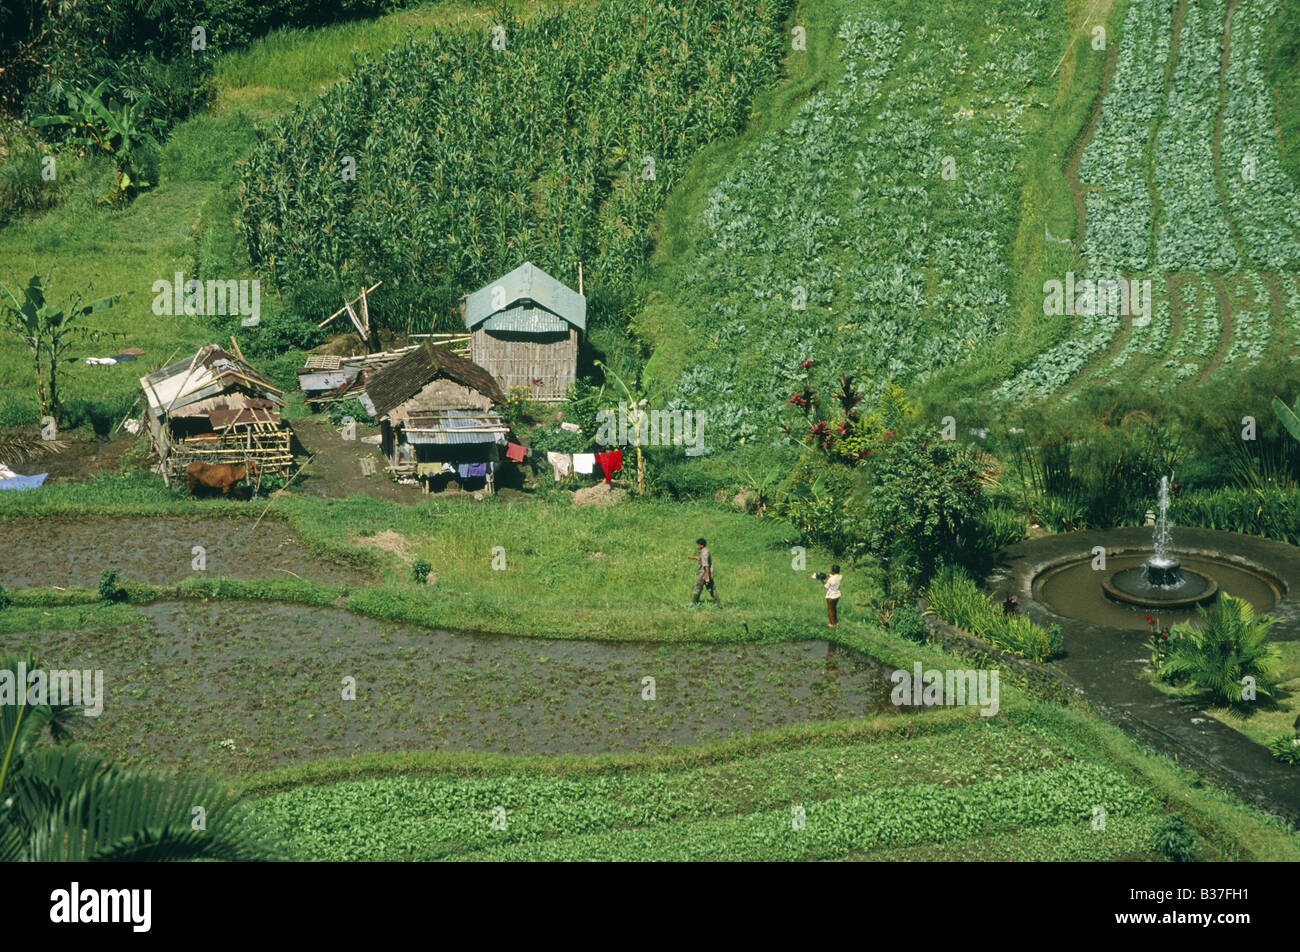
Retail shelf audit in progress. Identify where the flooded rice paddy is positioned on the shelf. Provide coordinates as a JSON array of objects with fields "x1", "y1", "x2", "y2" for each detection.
[
  {"x1": 10, "y1": 600, "x2": 903, "y2": 774},
  {"x1": 0, "y1": 515, "x2": 371, "y2": 588}
]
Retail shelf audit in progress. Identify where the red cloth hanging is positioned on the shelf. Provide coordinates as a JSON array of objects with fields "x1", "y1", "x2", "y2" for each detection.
[
  {"x1": 595, "y1": 449, "x2": 622, "y2": 484},
  {"x1": 506, "y1": 442, "x2": 526, "y2": 462}
]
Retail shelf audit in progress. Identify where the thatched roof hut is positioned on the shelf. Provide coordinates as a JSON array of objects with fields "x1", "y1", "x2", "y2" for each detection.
[{"x1": 360, "y1": 343, "x2": 509, "y2": 489}]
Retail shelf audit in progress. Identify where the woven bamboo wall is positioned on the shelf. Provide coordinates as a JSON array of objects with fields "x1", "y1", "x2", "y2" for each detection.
[
  {"x1": 472, "y1": 328, "x2": 577, "y2": 401},
  {"x1": 162, "y1": 426, "x2": 293, "y2": 478}
]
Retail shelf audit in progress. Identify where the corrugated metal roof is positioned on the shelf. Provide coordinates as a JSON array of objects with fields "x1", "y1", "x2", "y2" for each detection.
[
  {"x1": 480, "y1": 306, "x2": 571, "y2": 334},
  {"x1": 403, "y1": 409, "x2": 508, "y2": 445},
  {"x1": 140, "y1": 344, "x2": 284, "y2": 417},
  {"x1": 462, "y1": 261, "x2": 585, "y2": 332}
]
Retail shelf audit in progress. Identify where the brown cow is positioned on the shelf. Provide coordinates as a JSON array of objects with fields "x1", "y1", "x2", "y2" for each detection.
[{"x1": 185, "y1": 460, "x2": 260, "y2": 497}]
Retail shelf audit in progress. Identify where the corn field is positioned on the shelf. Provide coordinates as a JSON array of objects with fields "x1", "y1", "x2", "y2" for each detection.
[{"x1": 238, "y1": 0, "x2": 790, "y2": 328}]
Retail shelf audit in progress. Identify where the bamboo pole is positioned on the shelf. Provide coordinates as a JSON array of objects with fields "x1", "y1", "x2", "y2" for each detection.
[
  {"x1": 111, "y1": 393, "x2": 142, "y2": 435},
  {"x1": 252, "y1": 454, "x2": 314, "y2": 531},
  {"x1": 164, "y1": 348, "x2": 205, "y2": 415},
  {"x1": 319, "y1": 282, "x2": 383, "y2": 330}
]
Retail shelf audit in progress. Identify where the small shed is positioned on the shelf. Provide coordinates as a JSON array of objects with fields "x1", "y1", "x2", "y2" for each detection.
[
  {"x1": 360, "y1": 342, "x2": 510, "y2": 491},
  {"x1": 139, "y1": 344, "x2": 292, "y2": 485},
  {"x1": 460, "y1": 261, "x2": 585, "y2": 401},
  {"x1": 297, "y1": 354, "x2": 357, "y2": 401},
  {"x1": 297, "y1": 345, "x2": 423, "y2": 406}
]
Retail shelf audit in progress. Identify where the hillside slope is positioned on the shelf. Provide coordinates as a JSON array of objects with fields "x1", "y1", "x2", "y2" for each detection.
[{"x1": 635, "y1": 0, "x2": 1080, "y2": 446}]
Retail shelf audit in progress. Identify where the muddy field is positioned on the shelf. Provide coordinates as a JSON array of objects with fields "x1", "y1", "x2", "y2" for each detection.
[
  {"x1": 13, "y1": 600, "x2": 904, "y2": 773},
  {"x1": 0, "y1": 515, "x2": 372, "y2": 588}
]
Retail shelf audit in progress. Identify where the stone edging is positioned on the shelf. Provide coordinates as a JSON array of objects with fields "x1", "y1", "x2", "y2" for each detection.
[{"x1": 915, "y1": 596, "x2": 1079, "y2": 706}]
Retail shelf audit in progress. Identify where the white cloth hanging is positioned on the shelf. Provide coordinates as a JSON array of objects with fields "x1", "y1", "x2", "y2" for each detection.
[
  {"x1": 547, "y1": 452, "x2": 572, "y2": 480},
  {"x1": 573, "y1": 453, "x2": 595, "y2": 475}
]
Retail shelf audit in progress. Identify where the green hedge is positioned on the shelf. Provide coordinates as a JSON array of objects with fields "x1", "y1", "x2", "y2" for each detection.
[
  {"x1": 925, "y1": 566, "x2": 1063, "y2": 662},
  {"x1": 1170, "y1": 487, "x2": 1300, "y2": 545}
]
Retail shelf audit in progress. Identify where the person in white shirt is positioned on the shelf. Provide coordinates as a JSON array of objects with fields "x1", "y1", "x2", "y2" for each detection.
[{"x1": 811, "y1": 564, "x2": 842, "y2": 627}]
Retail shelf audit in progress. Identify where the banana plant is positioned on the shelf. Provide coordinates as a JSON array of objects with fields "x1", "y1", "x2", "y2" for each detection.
[
  {"x1": 741, "y1": 464, "x2": 782, "y2": 516},
  {"x1": 32, "y1": 80, "x2": 163, "y2": 203},
  {"x1": 32, "y1": 79, "x2": 162, "y2": 158},
  {"x1": 593, "y1": 358, "x2": 648, "y2": 493},
  {"x1": 1273, "y1": 395, "x2": 1300, "y2": 446},
  {"x1": 0, "y1": 274, "x2": 121, "y2": 422}
]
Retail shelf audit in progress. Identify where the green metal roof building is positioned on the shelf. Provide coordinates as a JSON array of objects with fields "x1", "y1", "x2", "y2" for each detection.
[{"x1": 460, "y1": 261, "x2": 585, "y2": 402}]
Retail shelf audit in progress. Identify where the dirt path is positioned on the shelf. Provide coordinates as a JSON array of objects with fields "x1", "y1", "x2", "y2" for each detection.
[
  {"x1": 1198, "y1": 272, "x2": 1235, "y2": 383},
  {"x1": 1148, "y1": 0, "x2": 1190, "y2": 255},
  {"x1": 2, "y1": 428, "x2": 142, "y2": 482},
  {"x1": 1063, "y1": 6, "x2": 1123, "y2": 246},
  {"x1": 1158, "y1": 271, "x2": 1186, "y2": 374},
  {"x1": 288, "y1": 415, "x2": 418, "y2": 503},
  {"x1": 1213, "y1": 0, "x2": 1250, "y2": 262}
]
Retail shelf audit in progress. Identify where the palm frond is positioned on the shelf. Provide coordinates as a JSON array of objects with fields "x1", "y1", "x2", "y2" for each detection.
[
  {"x1": 2, "y1": 747, "x2": 284, "y2": 862},
  {"x1": 0, "y1": 434, "x2": 68, "y2": 462}
]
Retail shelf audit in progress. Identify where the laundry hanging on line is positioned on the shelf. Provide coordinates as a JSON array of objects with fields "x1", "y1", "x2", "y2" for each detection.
[
  {"x1": 547, "y1": 452, "x2": 572, "y2": 481},
  {"x1": 595, "y1": 449, "x2": 623, "y2": 485},
  {"x1": 573, "y1": 453, "x2": 596, "y2": 475},
  {"x1": 506, "y1": 442, "x2": 526, "y2": 462}
]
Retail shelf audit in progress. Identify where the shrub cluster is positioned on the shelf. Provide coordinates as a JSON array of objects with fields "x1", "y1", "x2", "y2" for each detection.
[{"x1": 925, "y1": 566, "x2": 1063, "y2": 662}]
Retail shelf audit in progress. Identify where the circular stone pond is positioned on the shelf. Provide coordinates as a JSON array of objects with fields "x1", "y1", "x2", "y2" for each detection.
[
  {"x1": 1037, "y1": 553, "x2": 1277, "y2": 629},
  {"x1": 997, "y1": 526, "x2": 1300, "y2": 635}
]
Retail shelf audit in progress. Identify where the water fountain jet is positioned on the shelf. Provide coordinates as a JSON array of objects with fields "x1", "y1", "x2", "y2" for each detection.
[{"x1": 1101, "y1": 477, "x2": 1218, "y2": 609}]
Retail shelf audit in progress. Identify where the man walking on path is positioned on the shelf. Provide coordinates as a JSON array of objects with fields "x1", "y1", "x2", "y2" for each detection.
[{"x1": 689, "y1": 537, "x2": 720, "y2": 605}]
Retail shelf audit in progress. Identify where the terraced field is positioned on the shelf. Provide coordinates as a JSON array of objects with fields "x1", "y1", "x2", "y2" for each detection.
[
  {"x1": 1000, "y1": 0, "x2": 1300, "y2": 402},
  {"x1": 643, "y1": 0, "x2": 1062, "y2": 443},
  {"x1": 252, "y1": 714, "x2": 1199, "y2": 861}
]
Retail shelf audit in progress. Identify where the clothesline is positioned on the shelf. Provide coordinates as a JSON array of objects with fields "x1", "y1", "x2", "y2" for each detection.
[{"x1": 542, "y1": 449, "x2": 622, "y2": 483}]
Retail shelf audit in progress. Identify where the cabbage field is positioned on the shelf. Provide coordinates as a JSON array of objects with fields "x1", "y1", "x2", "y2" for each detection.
[
  {"x1": 647, "y1": 2, "x2": 1060, "y2": 444},
  {"x1": 998, "y1": 0, "x2": 1300, "y2": 403}
]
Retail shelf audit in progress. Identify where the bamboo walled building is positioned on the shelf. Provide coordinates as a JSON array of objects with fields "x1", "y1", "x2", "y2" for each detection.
[
  {"x1": 460, "y1": 261, "x2": 584, "y2": 402},
  {"x1": 359, "y1": 342, "x2": 510, "y2": 491},
  {"x1": 139, "y1": 344, "x2": 292, "y2": 486}
]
